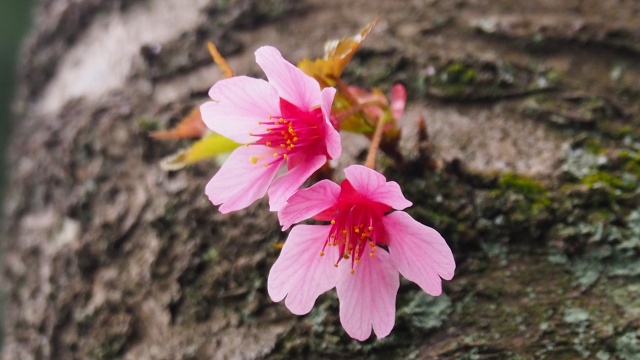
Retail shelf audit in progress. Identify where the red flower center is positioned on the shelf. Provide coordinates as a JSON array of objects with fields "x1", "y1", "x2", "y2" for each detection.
[
  {"x1": 248, "y1": 98, "x2": 325, "y2": 167},
  {"x1": 319, "y1": 180, "x2": 391, "y2": 273}
]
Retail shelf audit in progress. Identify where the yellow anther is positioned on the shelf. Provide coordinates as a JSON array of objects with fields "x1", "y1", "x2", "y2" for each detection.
[
  {"x1": 250, "y1": 156, "x2": 258, "y2": 164},
  {"x1": 330, "y1": 234, "x2": 335, "y2": 239},
  {"x1": 334, "y1": 264, "x2": 338, "y2": 268},
  {"x1": 319, "y1": 252, "x2": 324, "y2": 256},
  {"x1": 372, "y1": 246, "x2": 377, "y2": 252},
  {"x1": 283, "y1": 154, "x2": 288, "y2": 159},
  {"x1": 330, "y1": 219, "x2": 336, "y2": 225},
  {"x1": 355, "y1": 228, "x2": 360, "y2": 233},
  {"x1": 342, "y1": 230, "x2": 348, "y2": 235},
  {"x1": 293, "y1": 137, "x2": 298, "y2": 142},
  {"x1": 280, "y1": 144, "x2": 285, "y2": 148},
  {"x1": 279, "y1": 118, "x2": 285, "y2": 123},
  {"x1": 370, "y1": 253, "x2": 375, "y2": 258},
  {"x1": 266, "y1": 141, "x2": 271, "y2": 146},
  {"x1": 350, "y1": 269, "x2": 355, "y2": 275},
  {"x1": 263, "y1": 163, "x2": 268, "y2": 167},
  {"x1": 258, "y1": 121, "x2": 262, "y2": 125},
  {"x1": 343, "y1": 254, "x2": 349, "y2": 259},
  {"x1": 368, "y1": 226, "x2": 373, "y2": 231}
]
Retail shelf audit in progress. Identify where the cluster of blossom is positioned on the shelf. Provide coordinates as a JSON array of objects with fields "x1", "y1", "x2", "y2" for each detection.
[
  {"x1": 194, "y1": 24, "x2": 455, "y2": 341},
  {"x1": 199, "y1": 50, "x2": 455, "y2": 340}
]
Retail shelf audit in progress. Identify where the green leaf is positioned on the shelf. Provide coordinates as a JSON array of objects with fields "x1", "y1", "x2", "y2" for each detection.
[{"x1": 160, "y1": 134, "x2": 240, "y2": 171}]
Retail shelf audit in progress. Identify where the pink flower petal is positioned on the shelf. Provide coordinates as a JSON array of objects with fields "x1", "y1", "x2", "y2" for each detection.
[
  {"x1": 384, "y1": 211, "x2": 455, "y2": 296},
  {"x1": 267, "y1": 154, "x2": 327, "y2": 211},
  {"x1": 205, "y1": 145, "x2": 282, "y2": 213},
  {"x1": 255, "y1": 46, "x2": 322, "y2": 111},
  {"x1": 320, "y1": 87, "x2": 341, "y2": 159},
  {"x1": 374, "y1": 181, "x2": 413, "y2": 210},
  {"x1": 344, "y1": 164, "x2": 385, "y2": 193},
  {"x1": 268, "y1": 224, "x2": 337, "y2": 315},
  {"x1": 278, "y1": 179, "x2": 341, "y2": 230},
  {"x1": 336, "y1": 247, "x2": 399, "y2": 341},
  {"x1": 343, "y1": 165, "x2": 412, "y2": 210},
  {"x1": 202, "y1": 76, "x2": 280, "y2": 144}
]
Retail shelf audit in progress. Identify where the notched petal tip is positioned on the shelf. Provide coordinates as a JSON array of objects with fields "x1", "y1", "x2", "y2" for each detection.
[
  {"x1": 337, "y1": 247, "x2": 399, "y2": 342},
  {"x1": 255, "y1": 45, "x2": 322, "y2": 110},
  {"x1": 267, "y1": 225, "x2": 337, "y2": 315},
  {"x1": 255, "y1": 45, "x2": 283, "y2": 60},
  {"x1": 201, "y1": 76, "x2": 279, "y2": 144},
  {"x1": 385, "y1": 211, "x2": 456, "y2": 296},
  {"x1": 342, "y1": 165, "x2": 412, "y2": 209}
]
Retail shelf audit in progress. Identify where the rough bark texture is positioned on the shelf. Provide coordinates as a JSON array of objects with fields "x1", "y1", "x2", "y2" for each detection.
[{"x1": 4, "y1": 0, "x2": 640, "y2": 359}]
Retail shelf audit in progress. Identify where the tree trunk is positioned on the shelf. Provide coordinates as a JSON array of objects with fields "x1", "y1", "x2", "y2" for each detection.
[{"x1": 4, "y1": 0, "x2": 640, "y2": 359}]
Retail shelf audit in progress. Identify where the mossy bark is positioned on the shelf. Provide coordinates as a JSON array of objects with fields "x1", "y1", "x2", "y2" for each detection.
[{"x1": 4, "y1": 0, "x2": 640, "y2": 359}]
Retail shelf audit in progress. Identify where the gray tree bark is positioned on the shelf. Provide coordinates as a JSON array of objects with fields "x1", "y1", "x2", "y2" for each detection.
[{"x1": 4, "y1": 0, "x2": 640, "y2": 359}]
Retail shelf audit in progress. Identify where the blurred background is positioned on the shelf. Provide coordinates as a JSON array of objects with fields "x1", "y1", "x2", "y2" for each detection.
[
  {"x1": 0, "y1": 0, "x2": 35, "y2": 347},
  {"x1": 1, "y1": 0, "x2": 35, "y2": 187}
]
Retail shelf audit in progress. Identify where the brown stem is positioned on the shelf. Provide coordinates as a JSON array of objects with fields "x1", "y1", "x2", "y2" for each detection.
[
  {"x1": 333, "y1": 100, "x2": 386, "y2": 123},
  {"x1": 329, "y1": 76, "x2": 358, "y2": 105},
  {"x1": 207, "y1": 42, "x2": 234, "y2": 78},
  {"x1": 364, "y1": 113, "x2": 386, "y2": 169}
]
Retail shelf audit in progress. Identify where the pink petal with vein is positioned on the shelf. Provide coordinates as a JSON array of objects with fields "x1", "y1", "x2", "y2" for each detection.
[
  {"x1": 268, "y1": 154, "x2": 327, "y2": 211},
  {"x1": 278, "y1": 179, "x2": 341, "y2": 230},
  {"x1": 320, "y1": 87, "x2": 341, "y2": 159},
  {"x1": 268, "y1": 225, "x2": 337, "y2": 315},
  {"x1": 255, "y1": 46, "x2": 321, "y2": 110},
  {"x1": 336, "y1": 247, "x2": 399, "y2": 341},
  {"x1": 205, "y1": 145, "x2": 281, "y2": 213},
  {"x1": 384, "y1": 211, "x2": 455, "y2": 296},
  {"x1": 202, "y1": 76, "x2": 280, "y2": 143},
  {"x1": 344, "y1": 165, "x2": 412, "y2": 210}
]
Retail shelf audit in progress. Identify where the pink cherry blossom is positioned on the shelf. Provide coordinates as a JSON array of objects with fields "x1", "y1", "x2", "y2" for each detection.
[
  {"x1": 269, "y1": 165, "x2": 455, "y2": 341},
  {"x1": 389, "y1": 83, "x2": 406, "y2": 121},
  {"x1": 200, "y1": 46, "x2": 341, "y2": 213}
]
